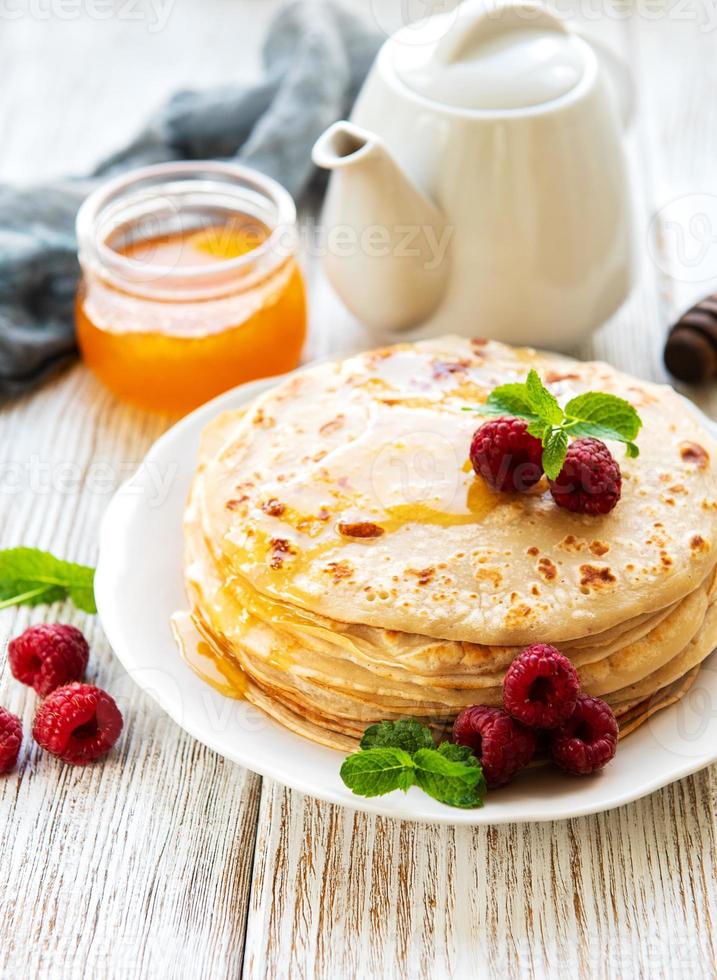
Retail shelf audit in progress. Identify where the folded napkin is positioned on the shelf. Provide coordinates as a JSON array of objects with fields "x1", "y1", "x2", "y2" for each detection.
[{"x1": 0, "y1": 1, "x2": 381, "y2": 400}]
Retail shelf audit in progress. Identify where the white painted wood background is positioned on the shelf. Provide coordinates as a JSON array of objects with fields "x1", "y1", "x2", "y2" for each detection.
[{"x1": 1, "y1": 1, "x2": 717, "y2": 977}]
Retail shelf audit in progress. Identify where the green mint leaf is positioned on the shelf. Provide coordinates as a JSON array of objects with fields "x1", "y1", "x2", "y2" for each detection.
[
  {"x1": 564, "y1": 392, "x2": 642, "y2": 442},
  {"x1": 340, "y1": 747, "x2": 415, "y2": 797},
  {"x1": 412, "y1": 747, "x2": 486, "y2": 808},
  {"x1": 0, "y1": 548, "x2": 97, "y2": 614},
  {"x1": 484, "y1": 382, "x2": 541, "y2": 421},
  {"x1": 525, "y1": 369, "x2": 564, "y2": 425},
  {"x1": 567, "y1": 421, "x2": 641, "y2": 457},
  {"x1": 470, "y1": 371, "x2": 564, "y2": 428},
  {"x1": 360, "y1": 718, "x2": 435, "y2": 753},
  {"x1": 461, "y1": 403, "x2": 515, "y2": 417},
  {"x1": 436, "y1": 742, "x2": 479, "y2": 765},
  {"x1": 542, "y1": 429, "x2": 569, "y2": 481},
  {"x1": 526, "y1": 419, "x2": 550, "y2": 442},
  {"x1": 464, "y1": 376, "x2": 643, "y2": 477}
]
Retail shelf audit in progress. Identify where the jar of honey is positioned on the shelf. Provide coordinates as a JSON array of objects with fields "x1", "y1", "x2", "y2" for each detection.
[{"x1": 75, "y1": 162, "x2": 307, "y2": 414}]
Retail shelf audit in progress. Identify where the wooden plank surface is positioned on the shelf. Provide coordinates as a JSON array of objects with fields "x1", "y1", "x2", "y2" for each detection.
[{"x1": 1, "y1": 3, "x2": 716, "y2": 978}]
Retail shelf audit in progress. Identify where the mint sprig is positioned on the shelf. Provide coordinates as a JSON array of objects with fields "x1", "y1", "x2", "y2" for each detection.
[
  {"x1": 413, "y1": 744, "x2": 486, "y2": 808},
  {"x1": 360, "y1": 718, "x2": 434, "y2": 754},
  {"x1": 465, "y1": 369, "x2": 642, "y2": 479},
  {"x1": 340, "y1": 746, "x2": 416, "y2": 796},
  {"x1": 340, "y1": 719, "x2": 486, "y2": 809},
  {"x1": 0, "y1": 548, "x2": 97, "y2": 613}
]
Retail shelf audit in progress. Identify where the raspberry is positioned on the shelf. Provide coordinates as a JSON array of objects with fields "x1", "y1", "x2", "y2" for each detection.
[
  {"x1": 453, "y1": 705, "x2": 536, "y2": 787},
  {"x1": 503, "y1": 643, "x2": 580, "y2": 729},
  {"x1": 33, "y1": 683, "x2": 123, "y2": 765},
  {"x1": 550, "y1": 695, "x2": 618, "y2": 775},
  {"x1": 470, "y1": 417, "x2": 544, "y2": 492},
  {"x1": 0, "y1": 707, "x2": 22, "y2": 774},
  {"x1": 8, "y1": 624, "x2": 89, "y2": 697},
  {"x1": 549, "y1": 437, "x2": 621, "y2": 515}
]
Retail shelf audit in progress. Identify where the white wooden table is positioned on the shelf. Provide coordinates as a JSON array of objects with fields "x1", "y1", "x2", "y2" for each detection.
[{"x1": 2, "y1": 2, "x2": 717, "y2": 976}]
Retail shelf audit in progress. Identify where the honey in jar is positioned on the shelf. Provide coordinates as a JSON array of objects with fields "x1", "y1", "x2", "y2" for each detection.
[{"x1": 75, "y1": 162, "x2": 307, "y2": 414}]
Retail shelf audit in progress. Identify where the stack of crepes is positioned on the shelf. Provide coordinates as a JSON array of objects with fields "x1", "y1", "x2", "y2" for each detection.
[{"x1": 174, "y1": 338, "x2": 717, "y2": 751}]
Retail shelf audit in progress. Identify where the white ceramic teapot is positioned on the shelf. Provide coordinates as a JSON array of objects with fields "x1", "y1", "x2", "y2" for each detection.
[{"x1": 312, "y1": 1, "x2": 633, "y2": 350}]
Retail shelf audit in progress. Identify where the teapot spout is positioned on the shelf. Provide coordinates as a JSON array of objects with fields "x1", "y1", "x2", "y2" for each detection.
[
  {"x1": 312, "y1": 122, "x2": 451, "y2": 334},
  {"x1": 312, "y1": 121, "x2": 380, "y2": 172}
]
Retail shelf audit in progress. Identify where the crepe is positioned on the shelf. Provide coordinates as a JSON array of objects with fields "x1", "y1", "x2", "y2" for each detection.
[
  {"x1": 175, "y1": 337, "x2": 717, "y2": 751},
  {"x1": 199, "y1": 338, "x2": 717, "y2": 645}
]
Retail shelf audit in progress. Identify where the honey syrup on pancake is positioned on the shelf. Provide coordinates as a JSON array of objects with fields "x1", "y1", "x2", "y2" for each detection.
[
  {"x1": 211, "y1": 343, "x2": 551, "y2": 608},
  {"x1": 219, "y1": 381, "x2": 513, "y2": 593},
  {"x1": 205, "y1": 338, "x2": 717, "y2": 645},
  {"x1": 221, "y1": 471, "x2": 507, "y2": 601},
  {"x1": 381, "y1": 479, "x2": 502, "y2": 529},
  {"x1": 171, "y1": 610, "x2": 249, "y2": 699}
]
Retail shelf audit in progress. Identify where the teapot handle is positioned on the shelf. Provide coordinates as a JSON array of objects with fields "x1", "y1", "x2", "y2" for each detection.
[{"x1": 576, "y1": 30, "x2": 634, "y2": 130}]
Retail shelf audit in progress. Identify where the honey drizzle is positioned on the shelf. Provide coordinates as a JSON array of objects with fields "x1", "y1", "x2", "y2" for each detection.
[
  {"x1": 227, "y1": 474, "x2": 501, "y2": 570},
  {"x1": 171, "y1": 610, "x2": 248, "y2": 698}
]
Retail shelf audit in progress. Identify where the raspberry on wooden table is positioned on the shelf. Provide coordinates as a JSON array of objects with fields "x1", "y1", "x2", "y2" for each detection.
[
  {"x1": 0, "y1": 706, "x2": 22, "y2": 774},
  {"x1": 469, "y1": 417, "x2": 544, "y2": 492},
  {"x1": 453, "y1": 704, "x2": 536, "y2": 788},
  {"x1": 8, "y1": 624, "x2": 89, "y2": 697},
  {"x1": 32, "y1": 683, "x2": 123, "y2": 765},
  {"x1": 503, "y1": 644, "x2": 580, "y2": 729},
  {"x1": 550, "y1": 695, "x2": 618, "y2": 775},
  {"x1": 548, "y1": 437, "x2": 621, "y2": 515}
]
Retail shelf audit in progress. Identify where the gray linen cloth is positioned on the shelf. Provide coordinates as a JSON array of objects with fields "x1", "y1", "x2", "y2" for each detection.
[{"x1": 0, "y1": 1, "x2": 381, "y2": 399}]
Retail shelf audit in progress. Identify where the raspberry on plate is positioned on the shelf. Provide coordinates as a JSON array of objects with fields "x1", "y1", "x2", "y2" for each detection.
[
  {"x1": 550, "y1": 695, "x2": 618, "y2": 775},
  {"x1": 469, "y1": 417, "x2": 544, "y2": 493},
  {"x1": 453, "y1": 704, "x2": 536, "y2": 787},
  {"x1": 33, "y1": 683, "x2": 123, "y2": 765},
  {"x1": 503, "y1": 643, "x2": 580, "y2": 729},
  {"x1": 0, "y1": 706, "x2": 22, "y2": 774},
  {"x1": 8, "y1": 624, "x2": 89, "y2": 697},
  {"x1": 548, "y1": 437, "x2": 621, "y2": 515}
]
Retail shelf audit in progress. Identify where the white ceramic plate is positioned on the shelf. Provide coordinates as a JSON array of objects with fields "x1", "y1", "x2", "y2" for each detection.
[{"x1": 96, "y1": 376, "x2": 717, "y2": 825}]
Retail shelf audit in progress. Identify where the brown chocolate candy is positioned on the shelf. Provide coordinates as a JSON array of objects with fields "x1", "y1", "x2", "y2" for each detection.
[{"x1": 665, "y1": 295, "x2": 717, "y2": 383}]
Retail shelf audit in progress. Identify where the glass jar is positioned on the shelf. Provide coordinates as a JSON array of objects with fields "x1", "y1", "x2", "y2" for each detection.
[{"x1": 75, "y1": 161, "x2": 307, "y2": 414}]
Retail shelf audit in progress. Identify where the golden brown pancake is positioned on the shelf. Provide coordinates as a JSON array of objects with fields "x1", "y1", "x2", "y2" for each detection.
[{"x1": 175, "y1": 338, "x2": 717, "y2": 750}]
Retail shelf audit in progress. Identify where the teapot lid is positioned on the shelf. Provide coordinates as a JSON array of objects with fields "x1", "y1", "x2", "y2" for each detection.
[{"x1": 391, "y1": 2, "x2": 586, "y2": 111}]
